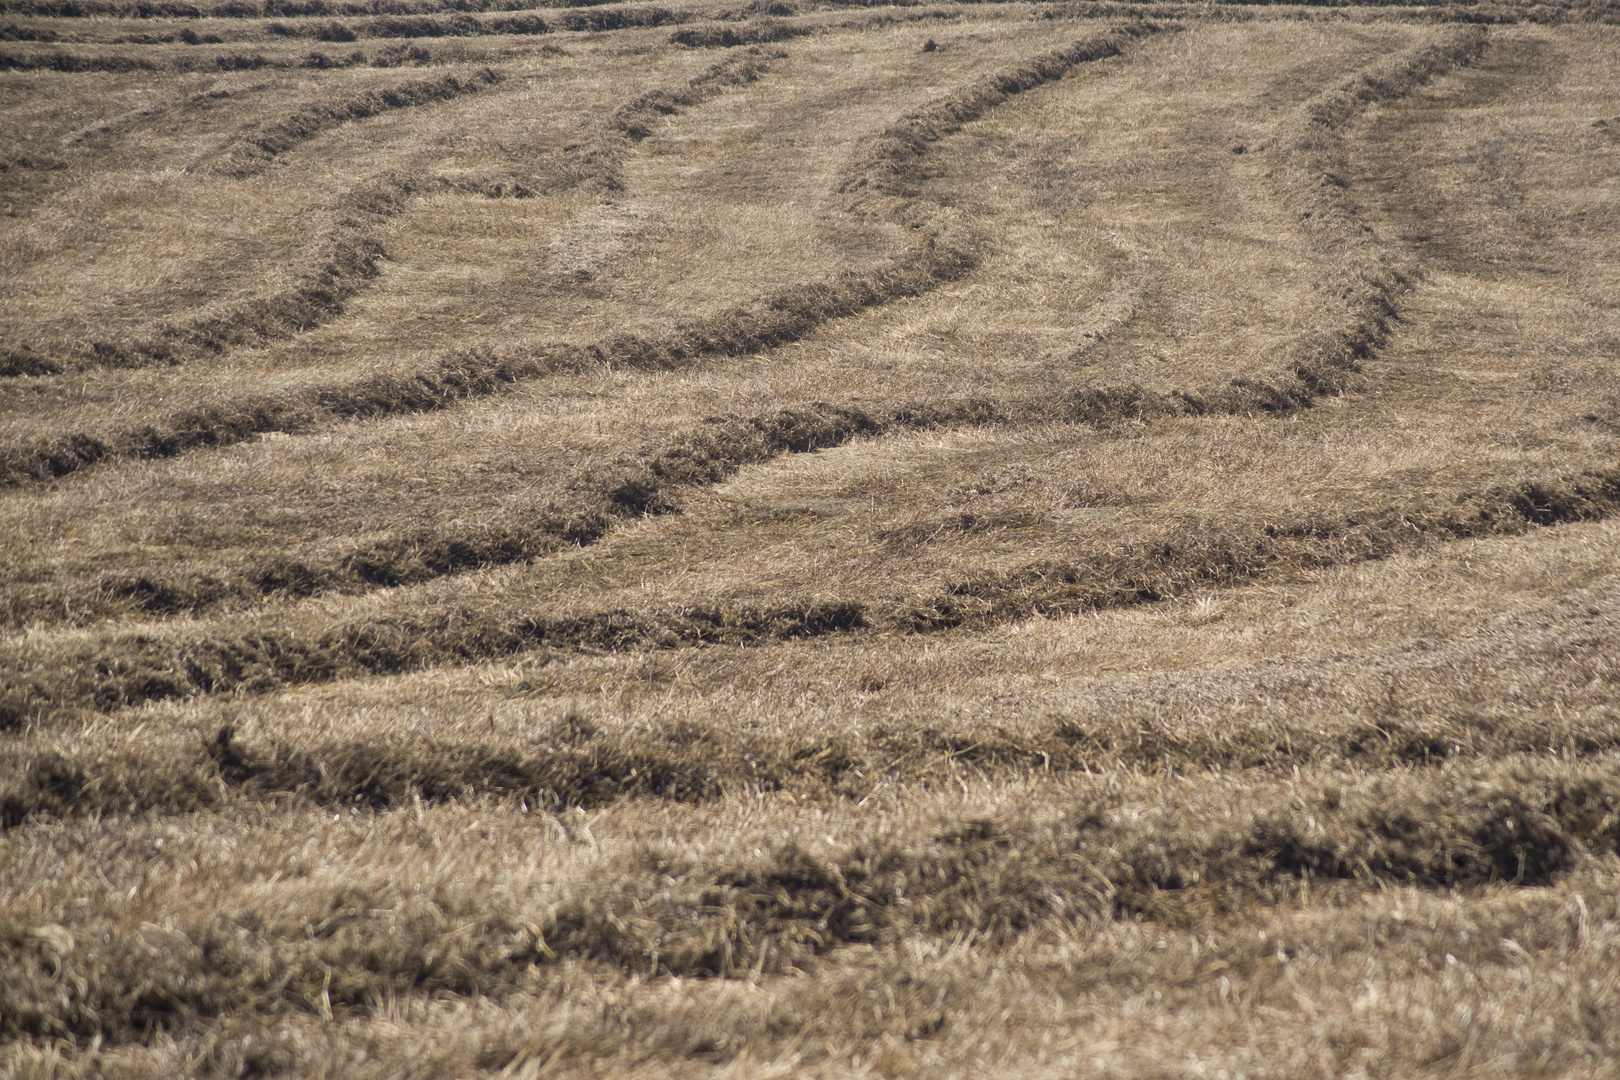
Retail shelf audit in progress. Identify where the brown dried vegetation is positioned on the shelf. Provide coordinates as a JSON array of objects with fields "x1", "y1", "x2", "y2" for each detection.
[{"x1": 3, "y1": 3, "x2": 1620, "y2": 1078}]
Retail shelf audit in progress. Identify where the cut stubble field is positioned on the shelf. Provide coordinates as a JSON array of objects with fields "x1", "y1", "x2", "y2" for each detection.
[{"x1": 2, "y1": 1, "x2": 1620, "y2": 1076}]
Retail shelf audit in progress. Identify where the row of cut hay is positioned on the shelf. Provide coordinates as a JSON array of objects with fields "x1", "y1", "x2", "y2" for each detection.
[
  {"x1": 0, "y1": 6, "x2": 683, "y2": 69},
  {"x1": 0, "y1": 1, "x2": 933, "y2": 61},
  {"x1": 3, "y1": 754, "x2": 1616, "y2": 1045},
  {"x1": 0, "y1": 4, "x2": 690, "y2": 43},
  {"x1": 0, "y1": 47, "x2": 776, "y2": 381},
  {"x1": 1057, "y1": 26, "x2": 1488, "y2": 426},
  {"x1": 2, "y1": 465, "x2": 1616, "y2": 727},
  {"x1": 0, "y1": 30, "x2": 1496, "y2": 664},
  {"x1": 1, "y1": 0, "x2": 1608, "y2": 35},
  {"x1": 364, "y1": 42, "x2": 785, "y2": 198},
  {"x1": 0, "y1": 30, "x2": 1483, "y2": 629},
  {"x1": 0, "y1": 0, "x2": 1576, "y2": 21},
  {"x1": 1270, "y1": 23, "x2": 1489, "y2": 233},
  {"x1": 0, "y1": 0, "x2": 667, "y2": 15},
  {"x1": 0, "y1": 0, "x2": 946, "y2": 22},
  {"x1": 219, "y1": 65, "x2": 502, "y2": 175},
  {"x1": 829, "y1": 27, "x2": 1484, "y2": 440},
  {"x1": 7, "y1": 594, "x2": 1620, "y2": 822},
  {"x1": 1, "y1": 171, "x2": 436, "y2": 379},
  {"x1": 895, "y1": 469, "x2": 1620, "y2": 628},
  {"x1": 0, "y1": 36, "x2": 507, "y2": 70},
  {"x1": 0, "y1": 27, "x2": 1151, "y2": 445},
  {"x1": 667, "y1": 17, "x2": 813, "y2": 46},
  {"x1": 0, "y1": 31, "x2": 1171, "y2": 628},
  {"x1": 0, "y1": 44, "x2": 291, "y2": 68},
  {"x1": 518, "y1": 42, "x2": 787, "y2": 200},
  {"x1": 0, "y1": 27, "x2": 1148, "y2": 459},
  {"x1": 1049, "y1": 271, "x2": 1400, "y2": 425},
  {"x1": 5, "y1": 31, "x2": 1483, "y2": 634},
  {"x1": 0, "y1": 9, "x2": 550, "y2": 40},
  {"x1": 839, "y1": 22, "x2": 1163, "y2": 198},
  {"x1": 1035, "y1": 0, "x2": 1620, "y2": 25},
  {"x1": 0, "y1": 29, "x2": 1189, "y2": 645},
  {"x1": 0, "y1": 397, "x2": 991, "y2": 627},
  {"x1": 0, "y1": 230, "x2": 978, "y2": 484},
  {"x1": 255, "y1": 3, "x2": 689, "y2": 38},
  {"x1": 609, "y1": 43, "x2": 780, "y2": 139}
]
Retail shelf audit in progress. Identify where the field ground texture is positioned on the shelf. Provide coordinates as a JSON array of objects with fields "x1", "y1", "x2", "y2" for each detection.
[{"x1": 2, "y1": 0, "x2": 1620, "y2": 1075}]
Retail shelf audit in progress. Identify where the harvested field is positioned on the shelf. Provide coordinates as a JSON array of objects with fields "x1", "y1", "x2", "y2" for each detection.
[{"x1": 2, "y1": 1, "x2": 1620, "y2": 1076}]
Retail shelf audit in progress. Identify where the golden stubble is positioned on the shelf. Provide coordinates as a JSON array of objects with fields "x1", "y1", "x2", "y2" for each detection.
[{"x1": 3, "y1": 12, "x2": 1620, "y2": 1078}]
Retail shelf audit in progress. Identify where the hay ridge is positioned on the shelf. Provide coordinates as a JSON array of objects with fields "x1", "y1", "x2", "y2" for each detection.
[{"x1": 4, "y1": 11, "x2": 1620, "y2": 1076}]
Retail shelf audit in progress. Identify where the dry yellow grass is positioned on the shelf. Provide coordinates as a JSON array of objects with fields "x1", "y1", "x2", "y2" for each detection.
[{"x1": 2, "y1": 3, "x2": 1619, "y2": 1077}]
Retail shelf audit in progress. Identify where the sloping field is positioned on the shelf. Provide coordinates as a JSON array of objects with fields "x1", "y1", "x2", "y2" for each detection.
[{"x1": 3, "y1": 0, "x2": 1620, "y2": 1075}]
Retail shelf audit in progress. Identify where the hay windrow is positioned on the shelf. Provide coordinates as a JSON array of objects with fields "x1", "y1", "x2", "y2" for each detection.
[
  {"x1": 668, "y1": 18, "x2": 812, "y2": 47},
  {"x1": 1046, "y1": 27, "x2": 1488, "y2": 428},
  {"x1": 0, "y1": 50, "x2": 781, "y2": 383},
  {"x1": 4, "y1": 12, "x2": 1620, "y2": 1075},
  {"x1": 0, "y1": 39, "x2": 518, "y2": 72},
  {"x1": 6, "y1": 624, "x2": 1620, "y2": 825},
  {"x1": 0, "y1": 28, "x2": 1158, "y2": 480},
  {"x1": 0, "y1": 32, "x2": 1494, "y2": 639},
  {"x1": 0, "y1": 0, "x2": 576, "y2": 14},
  {"x1": 2, "y1": 758, "x2": 1615, "y2": 1047},
  {"x1": 2, "y1": 174, "x2": 421, "y2": 378},
  {"x1": 4, "y1": 467, "x2": 1616, "y2": 726},
  {"x1": 839, "y1": 22, "x2": 1164, "y2": 199},
  {"x1": 1, "y1": 397, "x2": 993, "y2": 626},
  {"x1": 0, "y1": 232, "x2": 976, "y2": 485},
  {"x1": 217, "y1": 65, "x2": 503, "y2": 175},
  {"x1": 0, "y1": 5, "x2": 703, "y2": 58}
]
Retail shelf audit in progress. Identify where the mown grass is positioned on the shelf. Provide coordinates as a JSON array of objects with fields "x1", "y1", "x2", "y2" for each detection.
[{"x1": 3, "y1": 7, "x2": 1619, "y2": 1078}]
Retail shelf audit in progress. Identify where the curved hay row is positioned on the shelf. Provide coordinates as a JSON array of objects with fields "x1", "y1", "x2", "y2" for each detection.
[
  {"x1": 0, "y1": 230, "x2": 976, "y2": 484},
  {"x1": 0, "y1": 2, "x2": 917, "y2": 70},
  {"x1": 0, "y1": 28, "x2": 1481, "y2": 634},
  {"x1": 0, "y1": 49, "x2": 781, "y2": 384},
  {"x1": 0, "y1": 28, "x2": 1161, "y2": 647},
  {"x1": 1053, "y1": 25, "x2": 1488, "y2": 426},
  {"x1": 0, "y1": 71, "x2": 505, "y2": 379},
  {"x1": 0, "y1": 4, "x2": 688, "y2": 60},
  {"x1": 1, "y1": 748, "x2": 1616, "y2": 1045},
  {"x1": 0, "y1": 30, "x2": 1148, "y2": 481},
  {"x1": 0, "y1": 29, "x2": 1493, "y2": 649},
  {"x1": 1, "y1": 0, "x2": 671, "y2": 16},
  {"x1": 2, "y1": 461, "x2": 1616, "y2": 730},
  {"x1": 2, "y1": 17, "x2": 1616, "y2": 1075},
  {"x1": 6, "y1": 567, "x2": 1620, "y2": 825},
  {"x1": 2, "y1": 398, "x2": 995, "y2": 628},
  {"x1": 216, "y1": 65, "x2": 504, "y2": 176}
]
